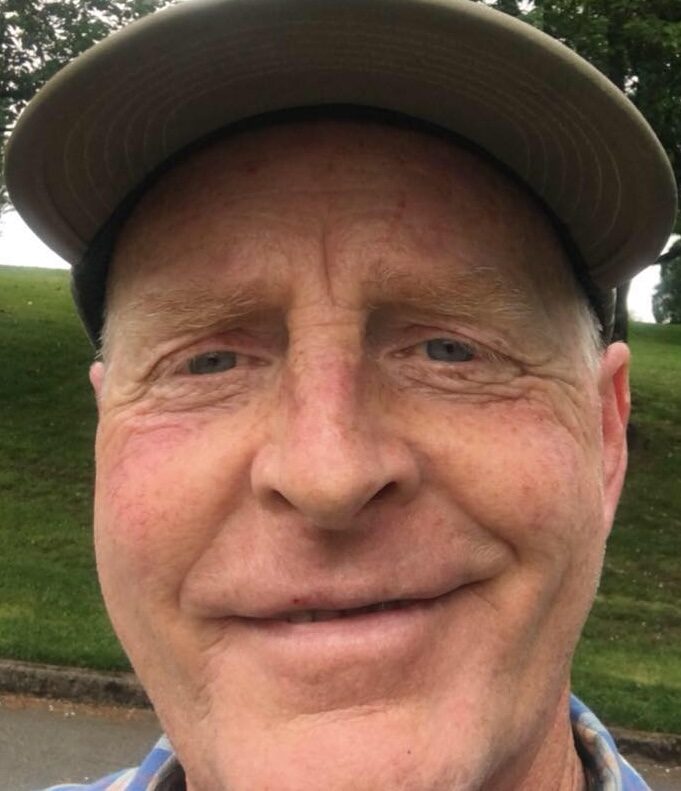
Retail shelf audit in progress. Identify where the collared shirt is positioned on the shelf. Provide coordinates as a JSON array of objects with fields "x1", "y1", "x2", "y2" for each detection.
[
  {"x1": 42, "y1": 696, "x2": 650, "y2": 791},
  {"x1": 569, "y1": 697, "x2": 651, "y2": 791}
]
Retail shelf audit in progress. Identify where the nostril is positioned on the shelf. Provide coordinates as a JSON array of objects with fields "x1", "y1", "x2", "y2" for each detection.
[
  {"x1": 373, "y1": 481, "x2": 398, "y2": 502},
  {"x1": 268, "y1": 489, "x2": 291, "y2": 511}
]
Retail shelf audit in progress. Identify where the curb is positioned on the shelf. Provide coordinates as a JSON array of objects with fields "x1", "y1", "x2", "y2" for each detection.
[
  {"x1": 1, "y1": 660, "x2": 679, "y2": 764},
  {"x1": 0, "y1": 659, "x2": 150, "y2": 709},
  {"x1": 611, "y1": 726, "x2": 681, "y2": 765}
]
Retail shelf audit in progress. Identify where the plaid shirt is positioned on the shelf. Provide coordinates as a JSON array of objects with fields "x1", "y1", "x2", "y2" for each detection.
[{"x1": 42, "y1": 696, "x2": 650, "y2": 791}]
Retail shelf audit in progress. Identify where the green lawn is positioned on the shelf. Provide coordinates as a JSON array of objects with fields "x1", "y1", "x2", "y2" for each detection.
[
  {"x1": 1, "y1": 265, "x2": 679, "y2": 732},
  {"x1": 573, "y1": 321, "x2": 681, "y2": 732},
  {"x1": 0, "y1": 266, "x2": 124, "y2": 669}
]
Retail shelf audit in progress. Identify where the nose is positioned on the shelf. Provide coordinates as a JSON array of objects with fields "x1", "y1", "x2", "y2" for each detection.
[{"x1": 250, "y1": 349, "x2": 420, "y2": 530}]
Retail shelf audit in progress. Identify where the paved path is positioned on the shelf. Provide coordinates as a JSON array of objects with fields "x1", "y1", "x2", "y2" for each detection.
[
  {"x1": 1, "y1": 695, "x2": 159, "y2": 790},
  {"x1": 631, "y1": 758, "x2": 681, "y2": 791},
  {"x1": 2, "y1": 694, "x2": 680, "y2": 790}
]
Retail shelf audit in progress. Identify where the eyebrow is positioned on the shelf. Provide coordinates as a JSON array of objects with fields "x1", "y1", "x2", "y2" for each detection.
[
  {"x1": 104, "y1": 279, "x2": 276, "y2": 356},
  {"x1": 104, "y1": 264, "x2": 543, "y2": 358},
  {"x1": 363, "y1": 264, "x2": 540, "y2": 328},
  {"x1": 122, "y1": 283, "x2": 270, "y2": 327}
]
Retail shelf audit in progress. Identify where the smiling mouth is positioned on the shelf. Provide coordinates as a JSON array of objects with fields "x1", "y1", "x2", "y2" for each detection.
[{"x1": 275, "y1": 599, "x2": 420, "y2": 624}]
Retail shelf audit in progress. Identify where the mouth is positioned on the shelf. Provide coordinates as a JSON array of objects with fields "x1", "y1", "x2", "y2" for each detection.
[
  {"x1": 276, "y1": 598, "x2": 416, "y2": 624},
  {"x1": 234, "y1": 590, "x2": 455, "y2": 672}
]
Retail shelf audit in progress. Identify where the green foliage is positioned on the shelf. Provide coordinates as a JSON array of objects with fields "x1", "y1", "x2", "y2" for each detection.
[
  {"x1": 1, "y1": 266, "x2": 681, "y2": 731},
  {"x1": 487, "y1": 0, "x2": 524, "y2": 16},
  {"x1": 653, "y1": 239, "x2": 681, "y2": 323},
  {"x1": 1, "y1": 0, "x2": 172, "y2": 210}
]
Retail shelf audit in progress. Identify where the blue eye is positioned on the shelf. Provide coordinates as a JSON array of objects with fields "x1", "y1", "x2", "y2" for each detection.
[
  {"x1": 187, "y1": 351, "x2": 237, "y2": 375},
  {"x1": 425, "y1": 338, "x2": 475, "y2": 363}
]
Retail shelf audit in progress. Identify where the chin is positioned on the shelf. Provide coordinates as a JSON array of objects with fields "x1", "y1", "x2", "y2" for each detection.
[
  {"x1": 157, "y1": 683, "x2": 510, "y2": 791},
  {"x1": 183, "y1": 731, "x2": 487, "y2": 791}
]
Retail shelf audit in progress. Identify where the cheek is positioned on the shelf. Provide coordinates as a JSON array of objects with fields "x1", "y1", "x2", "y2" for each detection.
[
  {"x1": 93, "y1": 413, "x2": 249, "y2": 595},
  {"x1": 419, "y1": 399, "x2": 603, "y2": 551}
]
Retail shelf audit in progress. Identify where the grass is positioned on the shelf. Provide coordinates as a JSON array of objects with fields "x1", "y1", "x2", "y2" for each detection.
[
  {"x1": 0, "y1": 265, "x2": 679, "y2": 732},
  {"x1": 572, "y1": 321, "x2": 681, "y2": 732},
  {"x1": 0, "y1": 267, "x2": 125, "y2": 670}
]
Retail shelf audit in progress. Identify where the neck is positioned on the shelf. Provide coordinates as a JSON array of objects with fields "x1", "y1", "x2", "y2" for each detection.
[{"x1": 494, "y1": 688, "x2": 587, "y2": 791}]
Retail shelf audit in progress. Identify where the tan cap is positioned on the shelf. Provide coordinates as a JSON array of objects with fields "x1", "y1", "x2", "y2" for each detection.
[{"x1": 5, "y1": 0, "x2": 677, "y2": 341}]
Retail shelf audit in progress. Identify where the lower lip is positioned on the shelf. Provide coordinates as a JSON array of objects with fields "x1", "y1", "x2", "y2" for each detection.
[{"x1": 236, "y1": 594, "x2": 453, "y2": 666}]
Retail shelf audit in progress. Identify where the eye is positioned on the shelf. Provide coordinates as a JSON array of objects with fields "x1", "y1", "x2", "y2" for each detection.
[
  {"x1": 424, "y1": 338, "x2": 475, "y2": 363},
  {"x1": 187, "y1": 350, "x2": 237, "y2": 375}
]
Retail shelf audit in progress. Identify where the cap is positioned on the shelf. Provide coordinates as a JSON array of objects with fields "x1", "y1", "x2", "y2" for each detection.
[{"x1": 5, "y1": 0, "x2": 677, "y2": 343}]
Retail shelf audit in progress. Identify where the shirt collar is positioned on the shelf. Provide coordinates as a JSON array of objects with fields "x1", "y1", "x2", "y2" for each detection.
[{"x1": 570, "y1": 695, "x2": 651, "y2": 791}]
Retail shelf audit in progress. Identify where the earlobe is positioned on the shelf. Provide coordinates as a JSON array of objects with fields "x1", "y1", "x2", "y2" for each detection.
[{"x1": 599, "y1": 342, "x2": 631, "y2": 530}]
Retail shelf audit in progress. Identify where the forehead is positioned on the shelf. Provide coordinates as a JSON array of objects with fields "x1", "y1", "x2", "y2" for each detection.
[{"x1": 108, "y1": 119, "x2": 575, "y2": 330}]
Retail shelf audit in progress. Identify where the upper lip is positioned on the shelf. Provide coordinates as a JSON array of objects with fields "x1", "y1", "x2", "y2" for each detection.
[{"x1": 231, "y1": 583, "x2": 460, "y2": 620}]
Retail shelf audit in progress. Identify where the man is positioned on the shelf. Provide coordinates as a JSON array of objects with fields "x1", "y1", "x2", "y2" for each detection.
[{"x1": 5, "y1": 1, "x2": 676, "y2": 790}]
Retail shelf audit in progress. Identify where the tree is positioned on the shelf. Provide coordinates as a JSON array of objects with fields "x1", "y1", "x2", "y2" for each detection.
[
  {"x1": 491, "y1": 0, "x2": 524, "y2": 16},
  {"x1": 1, "y1": 0, "x2": 172, "y2": 212},
  {"x1": 480, "y1": 0, "x2": 681, "y2": 339},
  {"x1": 652, "y1": 239, "x2": 681, "y2": 323}
]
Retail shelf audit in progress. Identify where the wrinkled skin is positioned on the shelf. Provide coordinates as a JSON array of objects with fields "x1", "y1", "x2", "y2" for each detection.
[{"x1": 90, "y1": 120, "x2": 630, "y2": 791}]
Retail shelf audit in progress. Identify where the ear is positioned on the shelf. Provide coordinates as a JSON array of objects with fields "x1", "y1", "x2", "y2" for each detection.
[
  {"x1": 89, "y1": 361, "x2": 106, "y2": 413},
  {"x1": 598, "y1": 341, "x2": 631, "y2": 530}
]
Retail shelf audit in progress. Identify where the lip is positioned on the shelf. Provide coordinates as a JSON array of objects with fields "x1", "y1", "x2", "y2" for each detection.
[
  {"x1": 229, "y1": 588, "x2": 459, "y2": 671},
  {"x1": 248, "y1": 593, "x2": 445, "y2": 629},
  {"x1": 224, "y1": 579, "x2": 464, "y2": 621}
]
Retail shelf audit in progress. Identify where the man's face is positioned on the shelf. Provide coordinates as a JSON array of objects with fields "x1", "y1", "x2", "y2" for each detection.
[{"x1": 91, "y1": 121, "x2": 629, "y2": 790}]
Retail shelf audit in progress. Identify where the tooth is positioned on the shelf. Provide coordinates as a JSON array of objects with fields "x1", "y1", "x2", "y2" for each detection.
[
  {"x1": 284, "y1": 601, "x2": 411, "y2": 623},
  {"x1": 313, "y1": 610, "x2": 343, "y2": 622},
  {"x1": 287, "y1": 611, "x2": 314, "y2": 623},
  {"x1": 373, "y1": 600, "x2": 410, "y2": 612}
]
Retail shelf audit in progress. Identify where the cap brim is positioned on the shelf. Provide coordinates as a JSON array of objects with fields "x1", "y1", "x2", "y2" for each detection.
[{"x1": 5, "y1": 0, "x2": 677, "y2": 291}]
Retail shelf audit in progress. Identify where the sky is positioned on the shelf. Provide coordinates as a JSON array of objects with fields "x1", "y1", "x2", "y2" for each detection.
[{"x1": 0, "y1": 208, "x2": 667, "y2": 323}]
